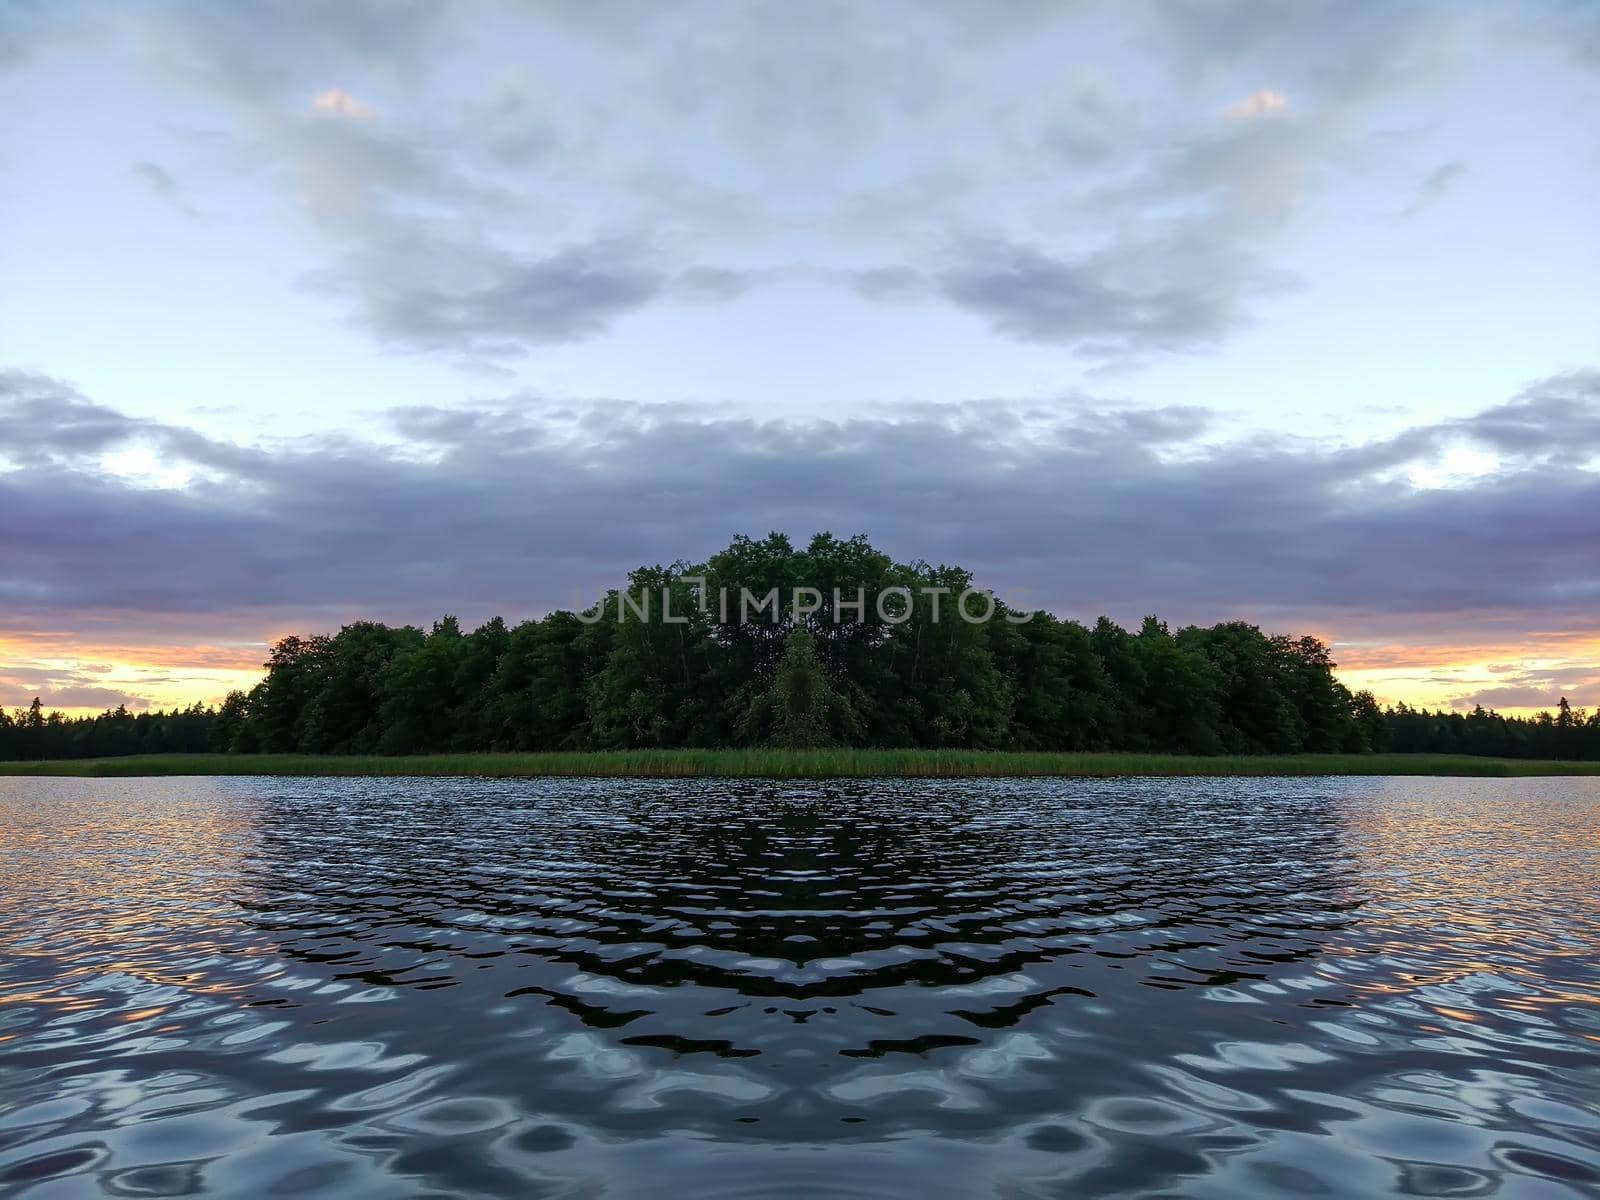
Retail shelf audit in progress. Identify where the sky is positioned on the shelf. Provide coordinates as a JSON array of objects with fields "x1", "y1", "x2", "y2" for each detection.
[{"x1": 1, "y1": 0, "x2": 1597, "y2": 717}]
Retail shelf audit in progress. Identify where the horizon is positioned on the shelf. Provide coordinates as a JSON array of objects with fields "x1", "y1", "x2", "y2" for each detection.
[{"x1": 3, "y1": 1, "x2": 1598, "y2": 719}]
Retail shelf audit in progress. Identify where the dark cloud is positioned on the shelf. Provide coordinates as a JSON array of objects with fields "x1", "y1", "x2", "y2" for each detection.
[
  {"x1": 1452, "y1": 372, "x2": 1600, "y2": 464},
  {"x1": 0, "y1": 670, "x2": 150, "y2": 711},
  {"x1": 3, "y1": 370, "x2": 1598, "y2": 642},
  {"x1": 1448, "y1": 653, "x2": 1600, "y2": 710},
  {"x1": 675, "y1": 266, "x2": 763, "y2": 302},
  {"x1": 935, "y1": 235, "x2": 1274, "y2": 356},
  {"x1": 0, "y1": 372, "x2": 141, "y2": 462},
  {"x1": 130, "y1": 161, "x2": 194, "y2": 215},
  {"x1": 314, "y1": 236, "x2": 669, "y2": 354},
  {"x1": 845, "y1": 266, "x2": 926, "y2": 302},
  {"x1": 0, "y1": 0, "x2": 63, "y2": 71},
  {"x1": 0, "y1": 371, "x2": 268, "y2": 476},
  {"x1": 1404, "y1": 161, "x2": 1467, "y2": 217},
  {"x1": 1454, "y1": 684, "x2": 1599, "y2": 711}
]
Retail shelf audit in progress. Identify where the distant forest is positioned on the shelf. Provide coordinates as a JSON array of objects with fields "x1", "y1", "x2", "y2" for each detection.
[{"x1": 4, "y1": 534, "x2": 1598, "y2": 762}]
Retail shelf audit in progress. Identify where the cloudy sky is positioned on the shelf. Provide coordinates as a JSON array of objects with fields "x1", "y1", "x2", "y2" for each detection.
[{"x1": 1, "y1": 0, "x2": 1597, "y2": 716}]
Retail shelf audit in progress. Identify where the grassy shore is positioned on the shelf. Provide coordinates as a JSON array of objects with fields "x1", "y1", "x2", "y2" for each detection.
[{"x1": 2, "y1": 750, "x2": 1598, "y2": 779}]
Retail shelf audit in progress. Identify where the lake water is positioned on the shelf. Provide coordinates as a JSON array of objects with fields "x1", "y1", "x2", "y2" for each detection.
[{"x1": 1, "y1": 776, "x2": 1598, "y2": 1198}]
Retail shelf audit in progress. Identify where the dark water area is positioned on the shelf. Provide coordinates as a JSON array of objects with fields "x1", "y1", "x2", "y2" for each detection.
[{"x1": 1, "y1": 777, "x2": 1598, "y2": 1198}]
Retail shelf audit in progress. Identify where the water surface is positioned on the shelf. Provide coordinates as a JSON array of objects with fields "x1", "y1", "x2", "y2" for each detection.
[{"x1": 2, "y1": 776, "x2": 1598, "y2": 1197}]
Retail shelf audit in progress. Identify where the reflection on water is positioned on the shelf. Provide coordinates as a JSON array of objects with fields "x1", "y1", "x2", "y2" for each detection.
[{"x1": 1, "y1": 776, "x2": 1598, "y2": 1197}]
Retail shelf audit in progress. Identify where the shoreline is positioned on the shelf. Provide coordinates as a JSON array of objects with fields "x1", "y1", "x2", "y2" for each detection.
[{"x1": 3, "y1": 751, "x2": 1599, "y2": 779}]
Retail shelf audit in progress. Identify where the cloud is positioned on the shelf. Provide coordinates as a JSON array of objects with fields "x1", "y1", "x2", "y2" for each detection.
[
  {"x1": 116, "y1": 2, "x2": 738, "y2": 359},
  {"x1": 1222, "y1": 88, "x2": 1288, "y2": 120},
  {"x1": 130, "y1": 160, "x2": 196, "y2": 216},
  {"x1": 67, "y1": 0, "x2": 1493, "y2": 366},
  {"x1": 675, "y1": 265, "x2": 763, "y2": 302},
  {"x1": 934, "y1": 235, "x2": 1274, "y2": 355},
  {"x1": 1403, "y1": 161, "x2": 1467, "y2": 216},
  {"x1": 0, "y1": 371, "x2": 141, "y2": 462},
  {"x1": 906, "y1": 6, "x2": 1462, "y2": 356},
  {"x1": 0, "y1": 671, "x2": 151, "y2": 712},
  {"x1": 1451, "y1": 372, "x2": 1600, "y2": 464},
  {"x1": 308, "y1": 235, "x2": 670, "y2": 354},
  {"x1": 311, "y1": 87, "x2": 376, "y2": 120},
  {"x1": 3, "y1": 369, "x2": 1598, "y2": 652},
  {"x1": 0, "y1": 370, "x2": 266, "y2": 477},
  {"x1": 1453, "y1": 684, "x2": 1597, "y2": 711},
  {"x1": 946, "y1": 5, "x2": 1470, "y2": 358},
  {"x1": 845, "y1": 266, "x2": 927, "y2": 301},
  {"x1": 0, "y1": 0, "x2": 64, "y2": 72}
]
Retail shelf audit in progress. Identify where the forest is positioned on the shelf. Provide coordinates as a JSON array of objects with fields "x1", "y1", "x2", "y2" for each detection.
[{"x1": 4, "y1": 534, "x2": 1598, "y2": 762}]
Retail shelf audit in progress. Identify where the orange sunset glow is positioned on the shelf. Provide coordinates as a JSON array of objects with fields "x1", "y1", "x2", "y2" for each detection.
[{"x1": 0, "y1": 632, "x2": 267, "y2": 718}]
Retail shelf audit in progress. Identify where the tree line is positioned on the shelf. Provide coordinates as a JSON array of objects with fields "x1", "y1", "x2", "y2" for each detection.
[
  {"x1": 0, "y1": 697, "x2": 215, "y2": 761},
  {"x1": 4, "y1": 533, "x2": 1597, "y2": 761}
]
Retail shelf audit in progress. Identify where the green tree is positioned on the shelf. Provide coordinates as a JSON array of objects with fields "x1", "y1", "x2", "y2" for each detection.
[
  {"x1": 1349, "y1": 690, "x2": 1385, "y2": 752},
  {"x1": 247, "y1": 636, "x2": 320, "y2": 752},
  {"x1": 378, "y1": 617, "x2": 467, "y2": 754},
  {"x1": 991, "y1": 612, "x2": 1111, "y2": 751},
  {"x1": 211, "y1": 690, "x2": 255, "y2": 752},
  {"x1": 586, "y1": 567, "x2": 725, "y2": 747},
  {"x1": 487, "y1": 613, "x2": 600, "y2": 749},
  {"x1": 1133, "y1": 617, "x2": 1222, "y2": 754},
  {"x1": 737, "y1": 627, "x2": 859, "y2": 747},
  {"x1": 300, "y1": 622, "x2": 422, "y2": 753}
]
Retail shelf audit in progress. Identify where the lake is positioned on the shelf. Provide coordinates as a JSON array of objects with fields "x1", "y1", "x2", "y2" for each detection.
[{"x1": 1, "y1": 776, "x2": 1597, "y2": 1198}]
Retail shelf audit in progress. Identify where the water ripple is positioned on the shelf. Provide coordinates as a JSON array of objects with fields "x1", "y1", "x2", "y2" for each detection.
[{"x1": 1, "y1": 775, "x2": 1597, "y2": 1197}]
